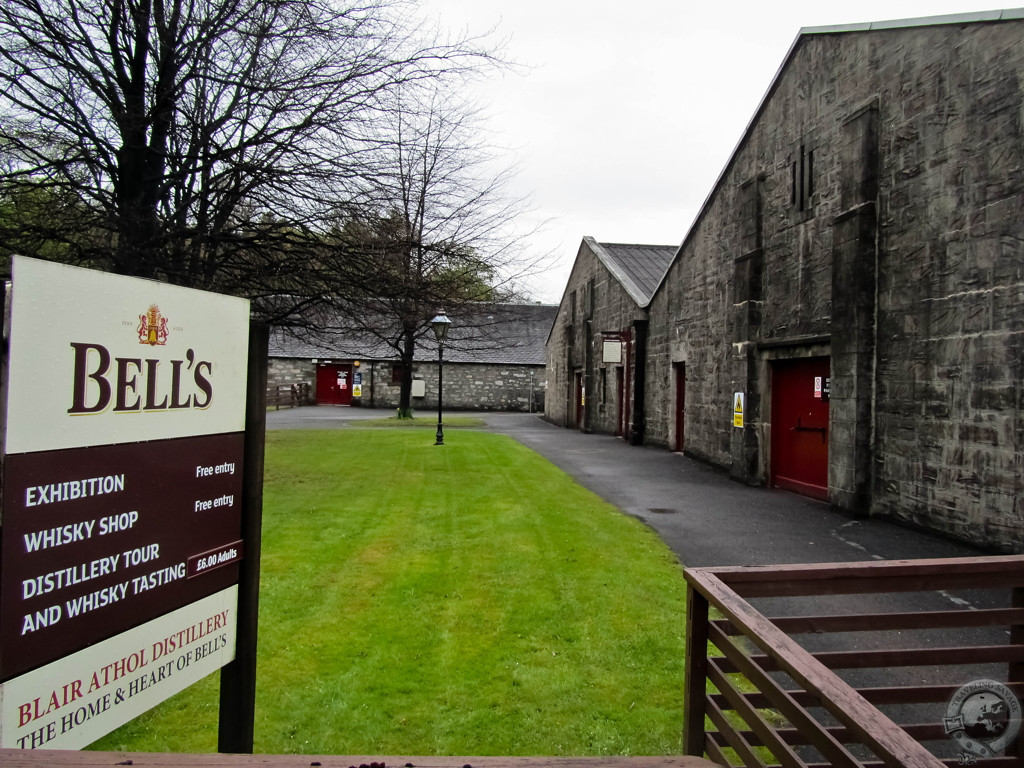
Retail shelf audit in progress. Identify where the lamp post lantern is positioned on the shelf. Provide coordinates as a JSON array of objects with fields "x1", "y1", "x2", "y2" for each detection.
[{"x1": 430, "y1": 311, "x2": 452, "y2": 445}]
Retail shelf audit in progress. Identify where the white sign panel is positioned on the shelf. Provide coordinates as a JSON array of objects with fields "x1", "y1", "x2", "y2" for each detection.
[
  {"x1": 0, "y1": 586, "x2": 237, "y2": 750},
  {"x1": 602, "y1": 340, "x2": 622, "y2": 364},
  {"x1": 6, "y1": 256, "x2": 250, "y2": 455},
  {"x1": 1, "y1": 257, "x2": 250, "y2": 749}
]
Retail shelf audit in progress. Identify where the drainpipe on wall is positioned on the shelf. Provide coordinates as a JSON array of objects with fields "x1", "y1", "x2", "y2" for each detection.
[
  {"x1": 583, "y1": 320, "x2": 593, "y2": 433},
  {"x1": 630, "y1": 319, "x2": 648, "y2": 446}
]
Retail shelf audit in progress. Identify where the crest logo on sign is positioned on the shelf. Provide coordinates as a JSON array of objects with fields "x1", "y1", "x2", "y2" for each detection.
[
  {"x1": 945, "y1": 679, "x2": 1021, "y2": 761},
  {"x1": 138, "y1": 305, "x2": 169, "y2": 346}
]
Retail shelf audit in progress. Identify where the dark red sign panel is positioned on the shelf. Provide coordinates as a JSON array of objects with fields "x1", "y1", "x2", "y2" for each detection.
[{"x1": 0, "y1": 433, "x2": 243, "y2": 679}]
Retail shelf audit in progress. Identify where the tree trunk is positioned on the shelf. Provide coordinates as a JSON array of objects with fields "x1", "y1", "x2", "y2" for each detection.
[
  {"x1": 113, "y1": 0, "x2": 167, "y2": 280},
  {"x1": 396, "y1": 327, "x2": 417, "y2": 418}
]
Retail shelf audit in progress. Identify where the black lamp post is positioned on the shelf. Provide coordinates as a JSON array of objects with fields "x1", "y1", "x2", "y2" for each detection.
[{"x1": 430, "y1": 311, "x2": 452, "y2": 445}]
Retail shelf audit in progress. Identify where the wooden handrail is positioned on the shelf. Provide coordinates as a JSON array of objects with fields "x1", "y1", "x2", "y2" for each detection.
[
  {"x1": 763, "y1": 607, "x2": 1024, "y2": 634},
  {"x1": 690, "y1": 570, "x2": 943, "y2": 768},
  {"x1": 700, "y1": 556, "x2": 1024, "y2": 597},
  {"x1": 684, "y1": 555, "x2": 1024, "y2": 768}
]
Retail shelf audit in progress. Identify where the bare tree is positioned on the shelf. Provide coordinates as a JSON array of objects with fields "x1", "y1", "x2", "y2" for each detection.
[
  {"x1": 0, "y1": 0, "x2": 497, "y2": 309},
  {"x1": 312, "y1": 85, "x2": 540, "y2": 417}
]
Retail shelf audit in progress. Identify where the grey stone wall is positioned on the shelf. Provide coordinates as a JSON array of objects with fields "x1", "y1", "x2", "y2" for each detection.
[
  {"x1": 545, "y1": 240, "x2": 646, "y2": 435},
  {"x1": 270, "y1": 357, "x2": 545, "y2": 412},
  {"x1": 545, "y1": 311, "x2": 574, "y2": 427},
  {"x1": 366, "y1": 362, "x2": 546, "y2": 413},
  {"x1": 546, "y1": 243, "x2": 594, "y2": 429},
  {"x1": 646, "y1": 21, "x2": 1024, "y2": 550},
  {"x1": 268, "y1": 358, "x2": 316, "y2": 392}
]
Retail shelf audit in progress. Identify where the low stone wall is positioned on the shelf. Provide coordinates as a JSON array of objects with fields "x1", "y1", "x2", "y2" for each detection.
[
  {"x1": 368, "y1": 362, "x2": 546, "y2": 413},
  {"x1": 267, "y1": 358, "x2": 316, "y2": 396},
  {"x1": 269, "y1": 357, "x2": 546, "y2": 412}
]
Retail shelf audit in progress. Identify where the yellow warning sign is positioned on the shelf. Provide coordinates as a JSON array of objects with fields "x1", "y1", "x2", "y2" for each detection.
[{"x1": 733, "y1": 392, "x2": 745, "y2": 428}]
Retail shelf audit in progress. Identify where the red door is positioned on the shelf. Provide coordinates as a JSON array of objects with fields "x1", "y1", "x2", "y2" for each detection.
[
  {"x1": 615, "y1": 368, "x2": 625, "y2": 437},
  {"x1": 316, "y1": 363, "x2": 354, "y2": 405},
  {"x1": 770, "y1": 357, "x2": 830, "y2": 501},
  {"x1": 573, "y1": 371, "x2": 584, "y2": 429}
]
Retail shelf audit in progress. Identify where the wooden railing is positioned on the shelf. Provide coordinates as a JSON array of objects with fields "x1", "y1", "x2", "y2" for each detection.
[
  {"x1": 683, "y1": 555, "x2": 1024, "y2": 768},
  {"x1": 267, "y1": 382, "x2": 311, "y2": 409}
]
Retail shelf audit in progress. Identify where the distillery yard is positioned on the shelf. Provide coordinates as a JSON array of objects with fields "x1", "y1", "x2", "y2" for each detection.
[{"x1": 90, "y1": 429, "x2": 689, "y2": 755}]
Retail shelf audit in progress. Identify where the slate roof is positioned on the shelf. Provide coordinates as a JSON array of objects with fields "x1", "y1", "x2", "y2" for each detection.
[
  {"x1": 269, "y1": 302, "x2": 557, "y2": 366},
  {"x1": 588, "y1": 239, "x2": 677, "y2": 306}
]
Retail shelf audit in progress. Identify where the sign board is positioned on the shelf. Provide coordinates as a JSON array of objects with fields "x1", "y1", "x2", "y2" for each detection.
[
  {"x1": 733, "y1": 392, "x2": 745, "y2": 428},
  {"x1": 1, "y1": 256, "x2": 250, "y2": 748},
  {"x1": 602, "y1": 340, "x2": 622, "y2": 364},
  {"x1": 1, "y1": 587, "x2": 236, "y2": 750},
  {"x1": 815, "y1": 376, "x2": 831, "y2": 401}
]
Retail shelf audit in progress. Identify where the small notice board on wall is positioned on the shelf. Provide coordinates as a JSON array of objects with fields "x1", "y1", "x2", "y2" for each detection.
[
  {"x1": 602, "y1": 340, "x2": 622, "y2": 364},
  {"x1": 0, "y1": 256, "x2": 252, "y2": 750},
  {"x1": 733, "y1": 392, "x2": 745, "y2": 428}
]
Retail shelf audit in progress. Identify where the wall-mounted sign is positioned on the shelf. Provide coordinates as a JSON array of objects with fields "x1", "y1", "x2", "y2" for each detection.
[
  {"x1": 733, "y1": 392, "x2": 745, "y2": 428},
  {"x1": 1, "y1": 256, "x2": 250, "y2": 749},
  {"x1": 602, "y1": 340, "x2": 623, "y2": 364},
  {"x1": 814, "y1": 376, "x2": 831, "y2": 401}
]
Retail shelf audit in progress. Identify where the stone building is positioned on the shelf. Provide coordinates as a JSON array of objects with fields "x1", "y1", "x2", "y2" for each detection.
[
  {"x1": 270, "y1": 303, "x2": 556, "y2": 413},
  {"x1": 550, "y1": 10, "x2": 1024, "y2": 551},
  {"x1": 546, "y1": 238, "x2": 676, "y2": 441}
]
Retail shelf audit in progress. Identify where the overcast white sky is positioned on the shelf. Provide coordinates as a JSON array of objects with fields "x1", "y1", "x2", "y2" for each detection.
[{"x1": 418, "y1": 0, "x2": 1013, "y2": 303}]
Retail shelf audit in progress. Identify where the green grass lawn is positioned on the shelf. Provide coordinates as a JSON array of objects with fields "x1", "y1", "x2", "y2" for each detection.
[{"x1": 92, "y1": 429, "x2": 688, "y2": 755}]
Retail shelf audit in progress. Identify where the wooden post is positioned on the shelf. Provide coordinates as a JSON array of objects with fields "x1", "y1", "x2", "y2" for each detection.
[
  {"x1": 218, "y1": 321, "x2": 268, "y2": 753},
  {"x1": 682, "y1": 581, "x2": 710, "y2": 757},
  {"x1": 1009, "y1": 586, "x2": 1024, "y2": 759},
  {"x1": 0, "y1": 279, "x2": 8, "y2": 470}
]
